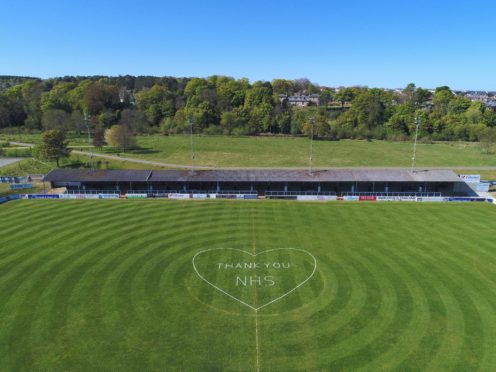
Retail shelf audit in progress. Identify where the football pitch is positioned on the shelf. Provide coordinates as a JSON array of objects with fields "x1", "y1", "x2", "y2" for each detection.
[{"x1": 1, "y1": 200, "x2": 496, "y2": 371}]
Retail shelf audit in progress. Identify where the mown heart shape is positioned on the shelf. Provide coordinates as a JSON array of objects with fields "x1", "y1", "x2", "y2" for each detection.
[{"x1": 192, "y1": 248, "x2": 317, "y2": 311}]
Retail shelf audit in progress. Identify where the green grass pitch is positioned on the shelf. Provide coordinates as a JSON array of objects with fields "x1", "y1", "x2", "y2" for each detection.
[{"x1": 1, "y1": 199, "x2": 496, "y2": 371}]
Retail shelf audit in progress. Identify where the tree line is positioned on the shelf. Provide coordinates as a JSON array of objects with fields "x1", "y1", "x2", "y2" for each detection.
[{"x1": 1, "y1": 75, "x2": 495, "y2": 143}]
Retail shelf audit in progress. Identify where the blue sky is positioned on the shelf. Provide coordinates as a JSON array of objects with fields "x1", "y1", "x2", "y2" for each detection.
[{"x1": 1, "y1": 0, "x2": 495, "y2": 90}]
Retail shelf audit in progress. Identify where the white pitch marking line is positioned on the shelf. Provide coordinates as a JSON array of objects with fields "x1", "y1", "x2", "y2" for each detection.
[
  {"x1": 191, "y1": 248, "x2": 318, "y2": 310},
  {"x1": 251, "y1": 212, "x2": 260, "y2": 372},
  {"x1": 255, "y1": 312, "x2": 260, "y2": 372}
]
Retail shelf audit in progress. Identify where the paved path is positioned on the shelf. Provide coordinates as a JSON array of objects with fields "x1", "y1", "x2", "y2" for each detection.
[
  {"x1": 71, "y1": 150, "x2": 216, "y2": 169},
  {"x1": 10, "y1": 141, "x2": 211, "y2": 170},
  {"x1": 9, "y1": 141, "x2": 496, "y2": 171},
  {"x1": 0, "y1": 158, "x2": 22, "y2": 168}
]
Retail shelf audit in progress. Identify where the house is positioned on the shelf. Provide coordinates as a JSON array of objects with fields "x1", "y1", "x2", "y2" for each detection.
[
  {"x1": 485, "y1": 101, "x2": 496, "y2": 112},
  {"x1": 279, "y1": 94, "x2": 320, "y2": 107}
]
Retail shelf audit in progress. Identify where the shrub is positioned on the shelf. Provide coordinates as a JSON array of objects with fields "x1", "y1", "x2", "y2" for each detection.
[
  {"x1": 231, "y1": 127, "x2": 250, "y2": 136},
  {"x1": 203, "y1": 125, "x2": 223, "y2": 136},
  {"x1": 0, "y1": 147, "x2": 32, "y2": 157}
]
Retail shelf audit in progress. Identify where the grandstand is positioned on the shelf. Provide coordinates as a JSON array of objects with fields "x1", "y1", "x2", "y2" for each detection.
[{"x1": 44, "y1": 168, "x2": 475, "y2": 197}]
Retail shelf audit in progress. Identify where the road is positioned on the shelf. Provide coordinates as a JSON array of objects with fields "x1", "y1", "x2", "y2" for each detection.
[
  {"x1": 8, "y1": 141, "x2": 496, "y2": 171},
  {"x1": 0, "y1": 158, "x2": 22, "y2": 168}
]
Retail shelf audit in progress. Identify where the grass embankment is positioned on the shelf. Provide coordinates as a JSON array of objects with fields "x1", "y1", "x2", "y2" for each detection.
[
  {"x1": 2, "y1": 133, "x2": 495, "y2": 170},
  {"x1": 0, "y1": 200, "x2": 496, "y2": 370},
  {"x1": 0, "y1": 158, "x2": 52, "y2": 176},
  {"x1": 54, "y1": 135, "x2": 496, "y2": 168},
  {"x1": 0, "y1": 182, "x2": 45, "y2": 197},
  {"x1": 131, "y1": 136, "x2": 496, "y2": 168}
]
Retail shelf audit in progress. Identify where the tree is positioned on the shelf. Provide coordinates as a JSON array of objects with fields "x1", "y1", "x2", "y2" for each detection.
[
  {"x1": 187, "y1": 102, "x2": 219, "y2": 130},
  {"x1": 334, "y1": 88, "x2": 355, "y2": 108},
  {"x1": 120, "y1": 109, "x2": 149, "y2": 133},
  {"x1": 402, "y1": 83, "x2": 416, "y2": 104},
  {"x1": 220, "y1": 111, "x2": 236, "y2": 135},
  {"x1": 272, "y1": 79, "x2": 294, "y2": 95},
  {"x1": 479, "y1": 127, "x2": 496, "y2": 154},
  {"x1": 0, "y1": 87, "x2": 27, "y2": 128},
  {"x1": 274, "y1": 112, "x2": 291, "y2": 134},
  {"x1": 432, "y1": 87, "x2": 454, "y2": 116},
  {"x1": 349, "y1": 89, "x2": 390, "y2": 129},
  {"x1": 302, "y1": 113, "x2": 330, "y2": 138},
  {"x1": 40, "y1": 82, "x2": 76, "y2": 112},
  {"x1": 84, "y1": 81, "x2": 120, "y2": 115},
  {"x1": 244, "y1": 83, "x2": 273, "y2": 108},
  {"x1": 216, "y1": 78, "x2": 246, "y2": 111},
  {"x1": 386, "y1": 104, "x2": 415, "y2": 134},
  {"x1": 448, "y1": 96, "x2": 471, "y2": 114},
  {"x1": 320, "y1": 88, "x2": 334, "y2": 108},
  {"x1": 414, "y1": 87, "x2": 431, "y2": 107},
  {"x1": 35, "y1": 129, "x2": 71, "y2": 166},
  {"x1": 69, "y1": 111, "x2": 85, "y2": 135},
  {"x1": 184, "y1": 78, "x2": 212, "y2": 108},
  {"x1": 249, "y1": 103, "x2": 273, "y2": 133},
  {"x1": 21, "y1": 80, "x2": 43, "y2": 130},
  {"x1": 92, "y1": 126, "x2": 106, "y2": 149},
  {"x1": 135, "y1": 84, "x2": 175, "y2": 125},
  {"x1": 293, "y1": 78, "x2": 312, "y2": 93},
  {"x1": 41, "y1": 109, "x2": 71, "y2": 132},
  {"x1": 105, "y1": 125, "x2": 136, "y2": 151}
]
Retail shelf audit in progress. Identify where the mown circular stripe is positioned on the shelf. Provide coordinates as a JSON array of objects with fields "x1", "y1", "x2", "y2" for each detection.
[{"x1": 0, "y1": 200, "x2": 495, "y2": 370}]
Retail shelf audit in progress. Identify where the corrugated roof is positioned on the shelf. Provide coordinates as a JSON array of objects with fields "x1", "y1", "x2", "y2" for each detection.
[
  {"x1": 151, "y1": 169, "x2": 461, "y2": 182},
  {"x1": 44, "y1": 169, "x2": 151, "y2": 182},
  {"x1": 45, "y1": 168, "x2": 462, "y2": 183}
]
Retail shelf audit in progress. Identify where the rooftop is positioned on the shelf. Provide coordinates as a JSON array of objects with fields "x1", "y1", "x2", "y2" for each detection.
[{"x1": 44, "y1": 168, "x2": 463, "y2": 183}]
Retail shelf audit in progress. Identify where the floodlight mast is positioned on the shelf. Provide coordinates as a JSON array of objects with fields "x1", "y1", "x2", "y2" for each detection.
[
  {"x1": 309, "y1": 117, "x2": 315, "y2": 176},
  {"x1": 190, "y1": 117, "x2": 196, "y2": 175},
  {"x1": 411, "y1": 115, "x2": 421, "y2": 173},
  {"x1": 83, "y1": 111, "x2": 91, "y2": 145},
  {"x1": 83, "y1": 111, "x2": 93, "y2": 168}
]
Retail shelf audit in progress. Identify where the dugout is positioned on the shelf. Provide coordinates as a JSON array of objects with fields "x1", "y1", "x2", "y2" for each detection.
[{"x1": 43, "y1": 168, "x2": 475, "y2": 197}]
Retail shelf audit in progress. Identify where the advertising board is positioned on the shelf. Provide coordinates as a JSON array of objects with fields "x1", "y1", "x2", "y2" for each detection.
[
  {"x1": 167, "y1": 193, "x2": 191, "y2": 199},
  {"x1": 415, "y1": 197, "x2": 447, "y2": 202},
  {"x1": 343, "y1": 196, "x2": 360, "y2": 201},
  {"x1": 460, "y1": 174, "x2": 480, "y2": 183},
  {"x1": 10, "y1": 183, "x2": 32, "y2": 190},
  {"x1": 58, "y1": 194, "x2": 77, "y2": 199},
  {"x1": 85, "y1": 194, "x2": 101, "y2": 199},
  {"x1": 448, "y1": 197, "x2": 486, "y2": 202},
  {"x1": 475, "y1": 183, "x2": 490, "y2": 192},
  {"x1": 376, "y1": 196, "x2": 417, "y2": 202},
  {"x1": 0, "y1": 176, "x2": 23, "y2": 183},
  {"x1": 243, "y1": 194, "x2": 258, "y2": 199},
  {"x1": 192, "y1": 194, "x2": 209, "y2": 199},
  {"x1": 216, "y1": 194, "x2": 237, "y2": 199},
  {"x1": 98, "y1": 194, "x2": 119, "y2": 199},
  {"x1": 27, "y1": 194, "x2": 59, "y2": 199},
  {"x1": 296, "y1": 195, "x2": 337, "y2": 201},
  {"x1": 72, "y1": 194, "x2": 100, "y2": 199},
  {"x1": 359, "y1": 196, "x2": 376, "y2": 201}
]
